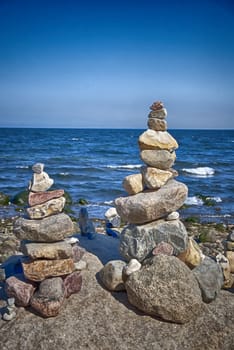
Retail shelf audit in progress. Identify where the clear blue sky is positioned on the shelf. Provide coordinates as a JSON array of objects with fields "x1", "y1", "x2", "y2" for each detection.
[{"x1": 0, "y1": 0, "x2": 233, "y2": 128}]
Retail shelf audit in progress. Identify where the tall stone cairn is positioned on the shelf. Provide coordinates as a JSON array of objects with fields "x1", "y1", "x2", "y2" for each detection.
[
  {"x1": 5, "y1": 163, "x2": 85, "y2": 318},
  {"x1": 115, "y1": 101, "x2": 190, "y2": 262}
]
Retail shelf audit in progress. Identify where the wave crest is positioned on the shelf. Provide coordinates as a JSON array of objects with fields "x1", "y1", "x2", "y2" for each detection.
[
  {"x1": 182, "y1": 167, "x2": 215, "y2": 177},
  {"x1": 107, "y1": 164, "x2": 142, "y2": 169}
]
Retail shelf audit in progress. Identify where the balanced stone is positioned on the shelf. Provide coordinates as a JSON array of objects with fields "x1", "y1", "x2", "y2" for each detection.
[
  {"x1": 125, "y1": 255, "x2": 203, "y2": 324},
  {"x1": 147, "y1": 118, "x2": 167, "y2": 131},
  {"x1": 148, "y1": 108, "x2": 167, "y2": 119},
  {"x1": 193, "y1": 257, "x2": 224, "y2": 303},
  {"x1": 166, "y1": 211, "x2": 180, "y2": 220},
  {"x1": 138, "y1": 130, "x2": 178, "y2": 151},
  {"x1": 14, "y1": 213, "x2": 74, "y2": 242},
  {"x1": 141, "y1": 166, "x2": 173, "y2": 190},
  {"x1": 99, "y1": 260, "x2": 126, "y2": 292},
  {"x1": 28, "y1": 189, "x2": 64, "y2": 207},
  {"x1": 5, "y1": 275, "x2": 36, "y2": 307},
  {"x1": 150, "y1": 101, "x2": 164, "y2": 111},
  {"x1": 32, "y1": 163, "x2": 44, "y2": 174},
  {"x1": 30, "y1": 277, "x2": 64, "y2": 317},
  {"x1": 26, "y1": 197, "x2": 65, "y2": 219},
  {"x1": 22, "y1": 258, "x2": 75, "y2": 281},
  {"x1": 115, "y1": 179, "x2": 188, "y2": 224},
  {"x1": 140, "y1": 149, "x2": 176, "y2": 169},
  {"x1": 152, "y1": 242, "x2": 174, "y2": 256},
  {"x1": 177, "y1": 238, "x2": 205, "y2": 269},
  {"x1": 29, "y1": 171, "x2": 54, "y2": 192},
  {"x1": 63, "y1": 271, "x2": 82, "y2": 298},
  {"x1": 122, "y1": 173, "x2": 144, "y2": 195},
  {"x1": 20, "y1": 241, "x2": 73, "y2": 260},
  {"x1": 119, "y1": 218, "x2": 188, "y2": 262}
]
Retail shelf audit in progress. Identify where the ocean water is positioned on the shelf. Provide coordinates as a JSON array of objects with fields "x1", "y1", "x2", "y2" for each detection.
[{"x1": 0, "y1": 128, "x2": 233, "y2": 224}]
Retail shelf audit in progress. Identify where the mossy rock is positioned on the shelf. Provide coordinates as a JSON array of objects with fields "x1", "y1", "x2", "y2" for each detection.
[
  {"x1": 78, "y1": 198, "x2": 89, "y2": 205},
  {"x1": 0, "y1": 192, "x2": 10, "y2": 206},
  {"x1": 184, "y1": 216, "x2": 200, "y2": 224},
  {"x1": 11, "y1": 190, "x2": 29, "y2": 206},
  {"x1": 63, "y1": 191, "x2": 73, "y2": 205},
  {"x1": 195, "y1": 194, "x2": 216, "y2": 207}
]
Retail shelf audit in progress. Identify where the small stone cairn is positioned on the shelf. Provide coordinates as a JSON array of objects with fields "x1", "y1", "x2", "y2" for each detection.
[
  {"x1": 100, "y1": 101, "x2": 231, "y2": 324},
  {"x1": 4, "y1": 163, "x2": 85, "y2": 318}
]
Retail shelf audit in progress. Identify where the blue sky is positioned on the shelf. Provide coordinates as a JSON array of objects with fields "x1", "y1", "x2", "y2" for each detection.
[{"x1": 0, "y1": 0, "x2": 233, "y2": 128}]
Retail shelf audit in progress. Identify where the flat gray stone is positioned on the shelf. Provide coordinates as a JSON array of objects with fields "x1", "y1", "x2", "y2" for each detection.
[{"x1": 140, "y1": 149, "x2": 176, "y2": 170}]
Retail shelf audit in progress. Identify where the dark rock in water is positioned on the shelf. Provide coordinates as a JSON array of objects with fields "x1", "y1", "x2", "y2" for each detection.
[
  {"x1": 30, "y1": 277, "x2": 65, "y2": 317},
  {"x1": 63, "y1": 271, "x2": 82, "y2": 298},
  {"x1": 14, "y1": 213, "x2": 75, "y2": 242},
  {"x1": 79, "y1": 207, "x2": 96, "y2": 237},
  {"x1": 193, "y1": 257, "x2": 224, "y2": 303},
  {"x1": 5, "y1": 275, "x2": 36, "y2": 307},
  {"x1": 0, "y1": 192, "x2": 10, "y2": 206},
  {"x1": 119, "y1": 219, "x2": 188, "y2": 262},
  {"x1": 11, "y1": 190, "x2": 29, "y2": 206},
  {"x1": 125, "y1": 255, "x2": 203, "y2": 324}
]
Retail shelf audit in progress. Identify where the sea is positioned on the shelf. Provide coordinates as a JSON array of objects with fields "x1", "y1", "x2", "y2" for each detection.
[{"x1": 0, "y1": 128, "x2": 233, "y2": 224}]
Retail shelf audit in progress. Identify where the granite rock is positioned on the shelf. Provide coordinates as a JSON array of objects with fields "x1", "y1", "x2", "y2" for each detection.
[
  {"x1": 140, "y1": 149, "x2": 176, "y2": 169},
  {"x1": 119, "y1": 219, "x2": 188, "y2": 262},
  {"x1": 22, "y1": 258, "x2": 75, "y2": 282},
  {"x1": 152, "y1": 241, "x2": 174, "y2": 256},
  {"x1": 147, "y1": 118, "x2": 167, "y2": 131},
  {"x1": 28, "y1": 189, "x2": 64, "y2": 207},
  {"x1": 26, "y1": 197, "x2": 66, "y2": 219},
  {"x1": 20, "y1": 241, "x2": 73, "y2": 260},
  {"x1": 5, "y1": 275, "x2": 36, "y2": 307},
  {"x1": 177, "y1": 238, "x2": 204, "y2": 269},
  {"x1": 99, "y1": 260, "x2": 126, "y2": 291},
  {"x1": 115, "y1": 179, "x2": 188, "y2": 224},
  {"x1": 30, "y1": 277, "x2": 65, "y2": 317},
  {"x1": 14, "y1": 213, "x2": 75, "y2": 242},
  {"x1": 63, "y1": 271, "x2": 82, "y2": 298},
  {"x1": 141, "y1": 166, "x2": 173, "y2": 190},
  {"x1": 71, "y1": 245, "x2": 86, "y2": 262},
  {"x1": 138, "y1": 130, "x2": 178, "y2": 151},
  {"x1": 125, "y1": 255, "x2": 203, "y2": 323},
  {"x1": 122, "y1": 173, "x2": 144, "y2": 195},
  {"x1": 193, "y1": 257, "x2": 224, "y2": 303}
]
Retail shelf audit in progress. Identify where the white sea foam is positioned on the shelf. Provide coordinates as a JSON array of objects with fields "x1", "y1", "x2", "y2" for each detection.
[
  {"x1": 207, "y1": 196, "x2": 222, "y2": 203},
  {"x1": 107, "y1": 164, "x2": 142, "y2": 169},
  {"x1": 185, "y1": 196, "x2": 204, "y2": 206},
  {"x1": 16, "y1": 165, "x2": 29, "y2": 169},
  {"x1": 104, "y1": 200, "x2": 114, "y2": 205},
  {"x1": 59, "y1": 172, "x2": 69, "y2": 176},
  {"x1": 182, "y1": 167, "x2": 215, "y2": 177},
  {"x1": 71, "y1": 137, "x2": 79, "y2": 141}
]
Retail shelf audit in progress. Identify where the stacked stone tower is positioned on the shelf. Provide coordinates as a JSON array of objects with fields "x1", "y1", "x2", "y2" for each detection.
[
  {"x1": 5, "y1": 163, "x2": 84, "y2": 317},
  {"x1": 115, "y1": 101, "x2": 190, "y2": 262}
]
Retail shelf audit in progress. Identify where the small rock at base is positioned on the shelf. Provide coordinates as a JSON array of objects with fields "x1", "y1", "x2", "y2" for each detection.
[
  {"x1": 99, "y1": 260, "x2": 126, "y2": 292},
  {"x1": 166, "y1": 211, "x2": 179, "y2": 221}
]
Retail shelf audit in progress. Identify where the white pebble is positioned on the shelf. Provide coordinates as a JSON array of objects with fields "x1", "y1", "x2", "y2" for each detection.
[
  {"x1": 124, "y1": 259, "x2": 141, "y2": 276},
  {"x1": 3, "y1": 311, "x2": 16, "y2": 321}
]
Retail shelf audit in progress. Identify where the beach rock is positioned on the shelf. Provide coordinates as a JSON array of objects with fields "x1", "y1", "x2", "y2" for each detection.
[
  {"x1": 148, "y1": 108, "x2": 167, "y2": 119},
  {"x1": 166, "y1": 211, "x2": 179, "y2": 220},
  {"x1": 26, "y1": 197, "x2": 65, "y2": 219},
  {"x1": 125, "y1": 255, "x2": 203, "y2": 324},
  {"x1": 138, "y1": 130, "x2": 178, "y2": 151},
  {"x1": 226, "y1": 251, "x2": 234, "y2": 272},
  {"x1": 122, "y1": 259, "x2": 141, "y2": 278},
  {"x1": 193, "y1": 257, "x2": 224, "y2": 303},
  {"x1": 122, "y1": 173, "x2": 144, "y2": 195},
  {"x1": 177, "y1": 238, "x2": 204, "y2": 269},
  {"x1": 74, "y1": 260, "x2": 87, "y2": 271},
  {"x1": 5, "y1": 275, "x2": 36, "y2": 307},
  {"x1": 71, "y1": 245, "x2": 86, "y2": 262},
  {"x1": 20, "y1": 241, "x2": 73, "y2": 260},
  {"x1": 216, "y1": 253, "x2": 234, "y2": 289},
  {"x1": 63, "y1": 271, "x2": 82, "y2": 298},
  {"x1": 0, "y1": 192, "x2": 10, "y2": 205},
  {"x1": 147, "y1": 118, "x2": 167, "y2": 131},
  {"x1": 14, "y1": 213, "x2": 75, "y2": 242},
  {"x1": 99, "y1": 260, "x2": 126, "y2": 291},
  {"x1": 141, "y1": 166, "x2": 173, "y2": 189},
  {"x1": 140, "y1": 149, "x2": 176, "y2": 169},
  {"x1": 115, "y1": 179, "x2": 188, "y2": 224},
  {"x1": 104, "y1": 207, "x2": 121, "y2": 228},
  {"x1": 226, "y1": 241, "x2": 234, "y2": 251},
  {"x1": 79, "y1": 207, "x2": 96, "y2": 237},
  {"x1": 119, "y1": 219, "x2": 188, "y2": 262},
  {"x1": 229, "y1": 230, "x2": 234, "y2": 241},
  {"x1": 12, "y1": 190, "x2": 29, "y2": 206},
  {"x1": 29, "y1": 171, "x2": 54, "y2": 192},
  {"x1": 150, "y1": 101, "x2": 164, "y2": 111},
  {"x1": 152, "y1": 241, "x2": 174, "y2": 256},
  {"x1": 28, "y1": 189, "x2": 64, "y2": 207},
  {"x1": 22, "y1": 258, "x2": 75, "y2": 282},
  {"x1": 30, "y1": 277, "x2": 65, "y2": 318},
  {"x1": 32, "y1": 163, "x2": 44, "y2": 174}
]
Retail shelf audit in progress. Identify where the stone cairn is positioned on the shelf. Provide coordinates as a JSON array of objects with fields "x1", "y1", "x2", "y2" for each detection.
[
  {"x1": 4, "y1": 163, "x2": 85, "y2": 318},
  {"x1": 99, "y1": 101, "x2": 230, "y2": 324}
]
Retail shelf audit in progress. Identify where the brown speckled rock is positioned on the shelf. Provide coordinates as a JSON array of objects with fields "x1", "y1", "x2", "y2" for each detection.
[
  {"x1": 63, "y1": 271, "x2": 82, "y2": 298},
  {"x1": 5, "y1": 275, "x2": 36, "y2": 307},
  {"x1": 28, "y1": 189, "x2": 64, "y2": 207}
]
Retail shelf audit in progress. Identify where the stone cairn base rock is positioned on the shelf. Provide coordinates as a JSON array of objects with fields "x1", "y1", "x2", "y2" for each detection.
[
  {"x1": 4, "y1": 163, "x2": 86, "y2": 318},
  {"x1": 99, "y1": 101, "x2": 231, "y2": 324}
]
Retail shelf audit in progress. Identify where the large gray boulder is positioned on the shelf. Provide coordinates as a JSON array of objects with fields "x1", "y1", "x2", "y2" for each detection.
[
  {"x1": 125, "y1": 255, "x2": 203, "y2": 324},
  {"x1": 193, "y1": 257, "x2": 224, "y2": 303},
  {"x1": 115, "y1": 179, "x2": 188, "y2": 224},
  {"x1": 14, "y1": 213, "x2": 75, "y2": 242},
  {"x1": 119, "y1": 219, "x2": 188, "y2": 262},
  {"x1": 140, "y1": 149, "x2": 176, "y2": 169}
]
